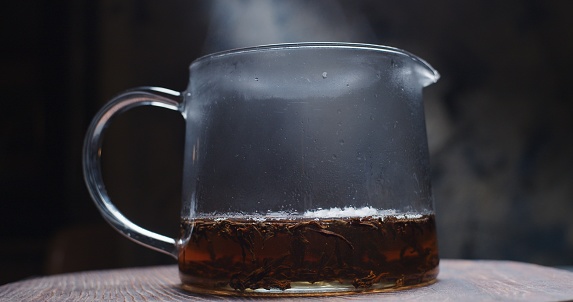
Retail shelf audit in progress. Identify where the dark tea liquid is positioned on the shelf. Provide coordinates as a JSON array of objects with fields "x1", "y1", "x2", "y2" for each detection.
[{"x1": 178, "y1": 213, "x2": 439, "y2": 295}]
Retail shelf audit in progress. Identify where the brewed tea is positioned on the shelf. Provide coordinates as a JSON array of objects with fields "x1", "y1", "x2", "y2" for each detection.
[{"x1": 178, "y1": 211, "x2": 439, "y2": 294}]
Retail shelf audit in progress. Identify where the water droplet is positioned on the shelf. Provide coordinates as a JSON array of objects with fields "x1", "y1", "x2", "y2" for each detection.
[
  {"x1": 339, "y1": 139, "x2": 345, "y2": 145},
  {"x1": 332, "y1": 154, "x2": 337, "y2": 159},
  {"x1": 369, "y1": 115, "x2": 374, "y2": 121},
  {"x1": 322, "y1": 72, "x2": 328, "y2": 79},
  {"x1": 346, "y1": 83, "x2": 350, "y2": 87}
]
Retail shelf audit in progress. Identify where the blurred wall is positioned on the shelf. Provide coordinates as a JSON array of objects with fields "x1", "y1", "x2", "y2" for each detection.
[{"x1": 1, "y1": 0, "x2": 572, "y2": 284}]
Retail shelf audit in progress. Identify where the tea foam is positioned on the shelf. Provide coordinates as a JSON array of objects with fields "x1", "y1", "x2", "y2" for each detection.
[
  {"x1": 202, "y1": 206, "x2": 424, "y2": 220},
  {"x1": 303, "y1": 206, "x2": 423, "y2": 219}
]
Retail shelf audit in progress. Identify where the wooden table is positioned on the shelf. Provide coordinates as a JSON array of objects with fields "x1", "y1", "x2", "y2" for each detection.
[{"x1": 2, "y1": 259, "x2": 573, "y2": 301}]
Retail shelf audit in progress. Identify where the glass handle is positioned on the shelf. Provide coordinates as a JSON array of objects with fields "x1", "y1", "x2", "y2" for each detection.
[{"x1": 82, "y1": 87, "x2": 183, "y2": 259}]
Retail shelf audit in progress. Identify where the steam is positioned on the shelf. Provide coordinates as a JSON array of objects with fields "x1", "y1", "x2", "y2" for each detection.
[{"x1": 203, "y1": 0, "x2": 377, "y2": 53}]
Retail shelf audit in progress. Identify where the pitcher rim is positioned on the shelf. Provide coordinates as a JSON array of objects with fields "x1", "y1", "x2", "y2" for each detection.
[{"x1": 192, "y1": 42, "x2": 439, "y2": 84}]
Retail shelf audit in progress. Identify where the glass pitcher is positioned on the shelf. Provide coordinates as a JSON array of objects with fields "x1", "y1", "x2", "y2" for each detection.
[{"x1": 83, "y1": 42, "x2": 440, "y2": 296}]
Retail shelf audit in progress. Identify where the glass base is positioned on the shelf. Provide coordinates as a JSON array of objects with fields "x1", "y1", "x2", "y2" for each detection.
[{"x1": 180, "y1": 275, "x2": 438, "y2": 297}]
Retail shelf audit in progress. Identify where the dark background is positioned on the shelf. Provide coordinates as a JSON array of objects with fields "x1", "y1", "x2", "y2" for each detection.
[{"x1": 1, "y1": 0, "x2": 572, "y2": 285}]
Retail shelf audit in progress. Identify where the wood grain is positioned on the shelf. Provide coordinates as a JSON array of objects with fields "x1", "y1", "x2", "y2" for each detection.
[{"x1": 1, "y1": 260, "x2": 573, "y2": 301}]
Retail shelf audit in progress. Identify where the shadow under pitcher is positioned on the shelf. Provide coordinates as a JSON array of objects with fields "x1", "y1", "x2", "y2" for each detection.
[{"x1": 83, "y1": 42, "x2": 440, "y2": 296}]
